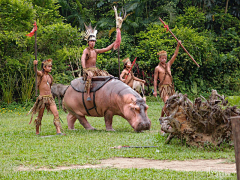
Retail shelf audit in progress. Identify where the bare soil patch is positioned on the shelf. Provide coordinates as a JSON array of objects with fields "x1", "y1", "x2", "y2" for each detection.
[{"x1": 18, "y1": 157, "x2": 236, "y2": 173}]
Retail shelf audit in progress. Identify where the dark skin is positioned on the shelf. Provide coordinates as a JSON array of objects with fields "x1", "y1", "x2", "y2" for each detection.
[
  {"x1": 33, "y1": 60, "x2": 61, "y2": 134},
  {"x1": 153, "y1": 40, "x2": 181, "y2": 117}
]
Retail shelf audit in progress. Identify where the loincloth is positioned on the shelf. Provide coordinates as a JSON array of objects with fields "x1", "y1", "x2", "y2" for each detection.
[
  {"x1": 83, "y1": 67, "x2": 110, "y2": 79},
  {"x1": 83, "y1": 67, "x2": 110, "y2": 91},
  {"x1": 27, "y1": 94, "x2": 56, "y2": 124},
  {"x1": 159, "y1": 84, "x2": 175, "y2": 101}
]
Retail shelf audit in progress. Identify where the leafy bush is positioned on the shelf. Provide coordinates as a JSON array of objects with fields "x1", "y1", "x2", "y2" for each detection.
[
  {"x1": 37, "y1": 23, "x2": 82, "y2": 55},
  {"x1": 0, "y1": 0, "x2": 34, "y2": 32},
  {"x1": 176, "y1": 6, "x2": 206, "y2": 32}
]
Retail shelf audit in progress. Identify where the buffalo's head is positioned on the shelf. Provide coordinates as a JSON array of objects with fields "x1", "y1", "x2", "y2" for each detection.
[{"x1": 124, "y1": 96, "x2": 151, "y2": 132}]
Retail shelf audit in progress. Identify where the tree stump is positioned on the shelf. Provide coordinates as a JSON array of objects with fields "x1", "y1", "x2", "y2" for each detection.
[{"x1": 159, "y1": 90, "x2": 240, "y2": 147}]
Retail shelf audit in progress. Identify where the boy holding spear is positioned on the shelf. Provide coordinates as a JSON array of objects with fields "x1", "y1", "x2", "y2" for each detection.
[
  {"x1": 154, "y1": 17, "x2": 200, "y2": 117},
  {"x1": 153, "y1": 41, "x2": 181, "y2": 117},
  {"x1": 26, "y1": 22, "x2": 64, "y2": 135},
  {"x1": 120, "y1": 57, "x2": 145, "y2": 88},
  {"x1": 27, "y1": 59, "x2": 64, "y2": 135}
]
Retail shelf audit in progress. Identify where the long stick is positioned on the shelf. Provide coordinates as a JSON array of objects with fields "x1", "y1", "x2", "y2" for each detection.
[
  {"x1": 158, "y1": 17, "x2": 200, "y2": 68},
  {"x1": 118, "y1": 47, "x2": 120, "y2": 78},
  {"x1": 111, "y1": 145, "x2": 158, "y2": 149},
  {"x1": 34, "y1": 27, "x2": 38, "y2": 96}
]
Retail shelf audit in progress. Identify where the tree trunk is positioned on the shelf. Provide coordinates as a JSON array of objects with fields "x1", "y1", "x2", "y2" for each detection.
[
  {"x1": 225, "y1": 0, "x2": 229, "y2": 14},
  {"x1": 159, "y1": 90, "x2": 240, "y2": 147}
]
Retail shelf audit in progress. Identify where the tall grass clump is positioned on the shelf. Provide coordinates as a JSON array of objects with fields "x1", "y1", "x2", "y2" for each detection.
[
  {"x1": 17, "y1": 60, "x2": 35, "y2": 103},
  {"x1": 0, "y1": 72, "x2": 17, "y2": 104}
]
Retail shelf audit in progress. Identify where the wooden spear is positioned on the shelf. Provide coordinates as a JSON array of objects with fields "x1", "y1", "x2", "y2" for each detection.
[
  {"x1": 118, "y1": 46, "x2": 120, "y2": 78},
  {"x1": 118, "y1": 12, "x2": 121, "y2": 78},
  {"x1": 34, "y1": 24, "x2": 38, "y2": 96},
  {"x1": 158, "y1": 17, "x2": 200, "y2": 68},
  {"x1": 125, "y1": 57, "x2": 137, "y2": 79},
  {"x1": 26, "y1": 21, "x2": 38, "y2": 96}
]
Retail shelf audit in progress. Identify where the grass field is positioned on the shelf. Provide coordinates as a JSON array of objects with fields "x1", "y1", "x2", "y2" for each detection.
[{"x1": 0, "y1": 100, "x2": 237, "y2": 179}]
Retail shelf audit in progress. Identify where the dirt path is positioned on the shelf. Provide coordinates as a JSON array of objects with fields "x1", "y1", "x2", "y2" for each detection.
[{"x1": 18, "y1": 158, "x2": 236, "y2": 173}]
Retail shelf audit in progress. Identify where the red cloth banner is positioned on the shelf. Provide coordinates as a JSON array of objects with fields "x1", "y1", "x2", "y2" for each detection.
[
  {"x1": 26, "y1": 22, "x2": 37, "y2": 37},
  {"x1": 164, "y1": 25, "x2": 169, "y2": 32},
  {"x1": 113, "y1": 28, "x2": 121, "y2": 50}
]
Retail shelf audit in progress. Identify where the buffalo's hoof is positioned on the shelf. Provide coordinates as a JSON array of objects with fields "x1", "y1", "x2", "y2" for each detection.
[
  {"x1": 86, "y1": 127, "x2": 96, "y2": 130},
  {"x1": 87, "y1": 97, "x2": 91, "y2": 101}
]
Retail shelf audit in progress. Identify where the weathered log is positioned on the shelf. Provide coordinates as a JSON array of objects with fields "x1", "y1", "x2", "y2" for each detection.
[
  {"x1": 231, "y1": 116, "x2": 240, "y2": 179},
  {"x1": 159, "y1": 90, "x2": 239, "y2": 147}
]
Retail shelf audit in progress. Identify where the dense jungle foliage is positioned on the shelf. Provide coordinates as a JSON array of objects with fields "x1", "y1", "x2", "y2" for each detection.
[{"x1": 0, "y1": 0, "x2": 239, "y2": 104}]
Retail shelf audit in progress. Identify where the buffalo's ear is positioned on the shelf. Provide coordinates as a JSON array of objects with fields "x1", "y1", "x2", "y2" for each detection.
[{"x1": 143, "y1": 96, "x2": 146, "y2": 102}]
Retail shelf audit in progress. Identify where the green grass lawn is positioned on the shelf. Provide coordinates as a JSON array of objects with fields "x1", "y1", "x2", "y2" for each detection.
[{"x1": 0, "y1": 100, "x2": 237, "y2": 179}]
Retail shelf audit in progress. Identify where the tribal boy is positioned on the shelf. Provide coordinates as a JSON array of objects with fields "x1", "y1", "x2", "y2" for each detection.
[
  {"x1": 120, "y1": 57, "x2": 145, "y2": 88},
  {"x1": 28, "y1": 59, "x2": 64, "y2": 135},
  {"x1": 81, "y1": 24, "x2": 116, "y2": 101},
  {"x1": 153, "y1": 40, "x2": 181, "y2": 117}
]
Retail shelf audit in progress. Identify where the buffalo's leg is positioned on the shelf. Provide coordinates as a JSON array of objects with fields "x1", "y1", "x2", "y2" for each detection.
[
  {"x1": 67, "y1": 113, "x2": 77, "y2": 129},
  {"x1": 75, "y1": 114, "x2": 96, "y2": 130},
  {"x1": 104, "y1": 111, "x2": 115, "y2": 131},
  {"x1": 60, "y1": 98, "x2": 62, "y2": 109},
  {"x1": 67, "y1": 113, "x2": 95, "y2": 130},
  {"x1": 58, "y1": 95, "x2": 61, "y2": 109}
]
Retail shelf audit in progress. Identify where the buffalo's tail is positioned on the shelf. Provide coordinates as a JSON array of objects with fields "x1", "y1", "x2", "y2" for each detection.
[
  {"x1": 62, "y1": 99, "x2": 69, "y2": 113},
  {"x1": 61, "y1": 85, "x2": 70, "y2": 113}
]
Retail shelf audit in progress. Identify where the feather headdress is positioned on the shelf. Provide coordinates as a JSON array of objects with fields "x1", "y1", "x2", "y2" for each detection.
[{"x1": 84, "y1": 23, "x2": 97, "y2": 41}]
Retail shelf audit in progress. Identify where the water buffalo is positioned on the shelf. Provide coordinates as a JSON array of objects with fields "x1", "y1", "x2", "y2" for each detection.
[
  {"x1": 63, "y1": 76, "x2": 151, "y2": 132},
  {"x1": 133, "y1": 80, "x2": 145, "y2": 97},
  {"x1": 51, "y1": 83, "x2": 69, "y2": 109}
]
